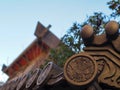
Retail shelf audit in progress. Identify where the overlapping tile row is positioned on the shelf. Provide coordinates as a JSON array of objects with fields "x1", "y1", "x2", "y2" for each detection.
[{"x1": 0, "y1": 62, "x2": 64, "y2": 90}]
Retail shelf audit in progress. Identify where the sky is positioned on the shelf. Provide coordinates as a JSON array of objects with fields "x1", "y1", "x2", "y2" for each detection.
[{"x1": 0, "y1": 0, "x2": 112, "y2": 82}]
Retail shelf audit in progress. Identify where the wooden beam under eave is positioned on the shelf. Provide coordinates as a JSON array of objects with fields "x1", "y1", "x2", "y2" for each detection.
[{"x1": 22, "y1": 55, "x2": 30, "y2": 63}]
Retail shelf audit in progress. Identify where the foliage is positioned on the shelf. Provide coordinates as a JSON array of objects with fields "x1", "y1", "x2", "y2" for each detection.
[
  {"x1": 86, "y1": 12, "x2": 110, "y2": 34},
  {"x1": 47, "y1": 42, "x2": 75, "y2": 67},
  {"x1": 61, "y1": 22, "x2": 83, "y2": 53},
  {"x1": 107, "y1": 0, "x2": 120, "y2": 17},
  {"x1": 62, "y1": 12, "x2": 109, "y2": 53}
]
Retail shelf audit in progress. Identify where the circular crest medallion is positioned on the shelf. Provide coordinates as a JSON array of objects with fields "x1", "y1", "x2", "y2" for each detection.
[{"x1": 64, "y1": 52, "x2": 97, "y2": 86}]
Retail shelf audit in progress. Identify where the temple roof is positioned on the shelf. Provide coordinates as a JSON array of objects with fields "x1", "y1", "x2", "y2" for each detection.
[
  {"x1": 1, "y1": 21, "x2": 120, "y2": 90},
  {"x1": 2, "y1": 22, "x2": 60, "y2": 78}
]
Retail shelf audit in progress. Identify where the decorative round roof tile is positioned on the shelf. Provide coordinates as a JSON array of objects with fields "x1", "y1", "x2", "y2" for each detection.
[
  {"x1": 81, "y1": 25, "x2": 94, "y2": 39},
  {"x1": 105, "y1": 21, "x2": 119, "y2": 35},
  {"x1": 26, "y1": 68, "x2": 40, "y2": 88},
  {"x1": 37, "y1": 62, "x2": 53, "y2": 86}
]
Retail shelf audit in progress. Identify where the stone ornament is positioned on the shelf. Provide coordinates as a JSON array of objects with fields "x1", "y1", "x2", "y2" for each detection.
[{"x1": 64, "y1": 52, "x2": 97, "y2": 86}]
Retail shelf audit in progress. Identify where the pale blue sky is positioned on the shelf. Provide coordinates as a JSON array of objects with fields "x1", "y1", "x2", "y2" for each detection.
[{"x1": 0, "y1": 0, "x2": 111, "y2": 82}]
